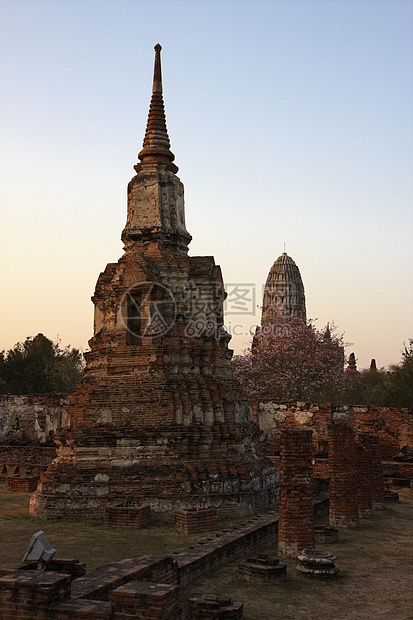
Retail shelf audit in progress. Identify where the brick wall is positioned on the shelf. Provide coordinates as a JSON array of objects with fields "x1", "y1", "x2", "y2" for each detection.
[
  {"x1": 382, "y1": 461, "x2": 413, "y2": 480},
  {"x1": 0, "y1": 445, "x2": 56, "y2": 480},
  {"x1": 0, "y1": 394, "x2": 67, "y2": 445},
  {"x1": 364, "y1": 434, "x2": 386, "y2": 509},
  {"x1": 0, "y1": 511, "x2": 281, "y2": 618},
  {"x1": 0, "y1": 570, "x2": 72, "y2": 620},
  {"x1": 5, "y1": 475, "x2": 39, "y2": 492},
  {"x1": 111, "y1": 582, "x2": 181, "y2": 619},
  {"x1": 257, "y1": 401, "x2": 413, "y2": 459}
]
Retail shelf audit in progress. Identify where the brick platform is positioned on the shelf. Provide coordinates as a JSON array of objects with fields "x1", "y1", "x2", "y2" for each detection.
[
  {"x1": 278, "y1": 429, "x2": 315, "y2": 556},
  {"x1": 387, "y1": 477, "x2": 411, "y2": 488},
  {"x1": 174, "y1": 508, "x2": 218, "y2": 534},
  {"x1": 0, "y1": 570, "x2": 72, "y2": 620},
  {"x1": 239, "y1": 554, "x2": 286, "y2": 584},
  {"x1": 382, "y1": 460, "x2": 413, "y2": 481},
  {"x1": 111, "y1": 581, "x2": 180, "y2": 619},
  {"x1": 105, "y1": 503, "x2": 151, "y2": 528}
]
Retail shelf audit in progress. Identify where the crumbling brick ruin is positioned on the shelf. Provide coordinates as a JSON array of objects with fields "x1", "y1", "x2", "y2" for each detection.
[
  {"x1": 257, "y1": 401, "x2": 413, "y2": 460},
  {"x1": 1, "y1": 41, "x2": 412, "y2": 620},
  {"x1": 328, "y1": 423, "x2": 359, "y2": 528},
  {"x1": 1, "y1": 499, "x2": 339, "y2": 619},
  {"x1": 0, "y1": 394, "x2": 66, "y2": 446},
  {"x1": 29, "y1": 45, "x2": 276, "y2": 521},
  {"x1": 0, "y1": 511, "x2": 279, "y2": 619},
  {"x1": 0, "y1": 446, "x2": 56, "y2": 481},
  {"x1": 0, "y1": 395, "x2": 66, "y2": 488},
  {"x1": 278, "y1": 429, "x2": 315, "y2": 556}
]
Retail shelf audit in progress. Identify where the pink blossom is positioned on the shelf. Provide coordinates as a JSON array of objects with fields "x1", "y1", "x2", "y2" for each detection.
[{"x1": 232, "y1": 317, "x2": 348, "y2": 402}]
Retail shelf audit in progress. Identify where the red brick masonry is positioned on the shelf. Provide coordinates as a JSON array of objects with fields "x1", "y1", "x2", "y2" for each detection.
[
  {"x1": 0, "y1": 497, "x2": 331, "y2": 619},
  {"x1": 5, "y1": 476, "x2": 39, "y2": 492},
  {"x1": 174, "y1": 508, "x2": 218, "y2": 534},
  {"x1": 328, "y1": 423, "x2": 359, "y2": 528},
  {"x1": 104, "y1": 504, "x2": 151, "y2": 528},
  {"x1": 278, "y1": 429, "x2": 315, "y2": 557}
]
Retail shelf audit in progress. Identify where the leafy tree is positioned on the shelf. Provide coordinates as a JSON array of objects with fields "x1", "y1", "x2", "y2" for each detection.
[
  {"x1": 386, "y1": 339, "x2": 413, "y2": 408},
  {"x1": 338, "y1": 340, "x2": 413, "y2": 408},
  {"x1": 0, "y1": 334, "x2": 84, "y2": 394},
  {"x1": 340, "y1": 366, "x2": 391, "y2": 406},
  {"x1": 232, "y1": 317, "x2": 346, "y2": 402}
]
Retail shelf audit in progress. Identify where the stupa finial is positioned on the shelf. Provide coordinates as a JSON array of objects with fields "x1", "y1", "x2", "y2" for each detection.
[
  {"x1": 136, "y1": 44, "x2": 178, "y2": 172},
  {"x1": 152, "y1": 43, "x2": 162, "y2": 94}
]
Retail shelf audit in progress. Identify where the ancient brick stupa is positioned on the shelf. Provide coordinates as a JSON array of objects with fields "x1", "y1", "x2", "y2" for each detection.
[{"x1": 30, "y1": 45, "x2": 276, "y2": 521}]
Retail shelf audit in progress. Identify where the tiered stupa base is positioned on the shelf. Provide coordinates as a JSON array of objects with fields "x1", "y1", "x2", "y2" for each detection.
[{"x1": 30, "y1": 423, "x2": 276, "y2": 521}]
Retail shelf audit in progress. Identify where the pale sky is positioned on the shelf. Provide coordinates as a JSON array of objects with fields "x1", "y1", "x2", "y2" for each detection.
[{"x1": 1, "y1": 0, "x2": 412, "y2": 370}]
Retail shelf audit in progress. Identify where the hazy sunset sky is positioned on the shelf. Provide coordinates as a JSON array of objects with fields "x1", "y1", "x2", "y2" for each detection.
[{"x1": 1, "y1": 0, "x2": 412, "y2": 370}]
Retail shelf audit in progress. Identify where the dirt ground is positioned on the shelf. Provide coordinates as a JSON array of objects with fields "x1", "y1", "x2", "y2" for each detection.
[
  {"x1": 0, "y1": 485, "x2": 412, "y2": 619},
  {"x1": 180, "y1": 488, "x2": 413, "y2": 620}
]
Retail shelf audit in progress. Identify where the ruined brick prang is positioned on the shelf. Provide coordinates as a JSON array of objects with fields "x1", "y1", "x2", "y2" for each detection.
[
  {"x1": 261, "y1": 253, "x2": 306, "y2": 324},
  {"x1": 30, "y1": 45, "x2": 276, "y2": 521}
]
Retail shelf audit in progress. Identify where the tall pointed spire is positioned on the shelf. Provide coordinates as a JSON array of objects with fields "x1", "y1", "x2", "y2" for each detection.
[{"x1": 136, "y1": 44, "x2": 178, "y2": 172}]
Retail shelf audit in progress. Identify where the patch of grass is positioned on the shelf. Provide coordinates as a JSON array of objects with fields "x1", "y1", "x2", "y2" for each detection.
[
  {"x1": 180, "y1": 490, "x2": 413, "y2": 620},
  {"x1": 1, "y1": 484, "x2": 413, "y2": 618},
  {"x1": 0, "y1": 485, "x2": 250, "y2": 573}
]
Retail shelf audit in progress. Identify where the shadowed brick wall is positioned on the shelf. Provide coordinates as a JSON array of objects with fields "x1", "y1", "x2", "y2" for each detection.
[
  {"x1": 0, "y1": 394, "x2": 67, "y2": 445},
  {"x1": 0, "y1": 446, "x2": 56, "y2": 480},
  {"x1": 257, "y1": 401, "x2": 413, "y2": 459}
]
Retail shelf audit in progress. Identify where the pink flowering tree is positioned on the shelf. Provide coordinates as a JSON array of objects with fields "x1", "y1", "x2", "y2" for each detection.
[{"x1": 232, "y1": 317, "x2": 347, "y2": 402}]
